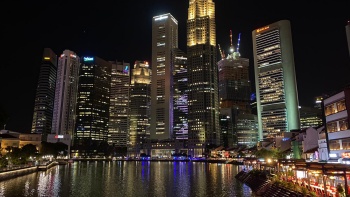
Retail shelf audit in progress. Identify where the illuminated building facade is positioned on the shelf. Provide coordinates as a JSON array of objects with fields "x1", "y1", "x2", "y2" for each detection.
[
  {"x1": 252, "y1": 20, "x2": 300, "y2": 140},
  {"x1": 128, "y1": 61, "x2": 151, "y2": 157},
  {"x1": 31, "y1": 48, "x2": 57, "y2": 140},
  {"x1": 108, "y1": 61, "x2": 130, "y2": 147},
  {"x1": 236, "y1": 114, "x2": 258, "y2": 147},
  {"x1": 187, "y1": 0, "x2": 220, "y2": 157},
  {"x1": 173, "y1": 49, "x2": 188, "y2": 140},
  {"x1": 324, "y1": 86, "x2": 350, "y2": 163},
  {"x1": 52, "y1": 50, "x2": 80, "y2": 141},
  {"x1": 151, "y1": 13, "x2": 178, "y2": 140},
  {"x1": 74, "y1": 56, "x2": 111, "y2": 156}
]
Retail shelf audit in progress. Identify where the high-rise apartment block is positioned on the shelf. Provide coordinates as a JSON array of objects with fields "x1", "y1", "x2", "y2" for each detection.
[
  {"x1": 50, "y1": 50, "x2": 80, "y2": 146},
  {"x1": 31, "y1": 48, "x2": 57, "y2": 141},
  {"x1": 151, "y1": 13, "x2": 178, "y2": 140},
  {"x1": 252, "y1": 20, "x2": 300, "y2": 140},
  {"x1": 128, "y1": 61, "x2": 152, "y2": 157},
  {"x1": 108, "y1": 61, "x2": 130, "y2": 147},
  {"x1": 187, "y1": 0, "x2": 220, "y2": 157},
  {"x1": 73, "y1": 56, "x2": 111, "y2": 156}
]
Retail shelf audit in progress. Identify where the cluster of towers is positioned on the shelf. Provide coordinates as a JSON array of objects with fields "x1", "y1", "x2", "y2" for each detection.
[{"x1": 31, "y1": 0, "x2": 315, "y2": 158}]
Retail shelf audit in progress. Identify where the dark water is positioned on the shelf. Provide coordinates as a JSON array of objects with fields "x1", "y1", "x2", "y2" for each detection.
[{"x1": 0, "y1": 161, "x2": 253, "y2": 197}]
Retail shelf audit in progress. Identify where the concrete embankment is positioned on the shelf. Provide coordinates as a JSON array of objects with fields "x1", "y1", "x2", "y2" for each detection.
[
  {"x1": 235, "y1": 170, "x2": 307, "y2": 197},
  {"x1": 0, "y1": 162, "x2": 58, "y2": 181}
]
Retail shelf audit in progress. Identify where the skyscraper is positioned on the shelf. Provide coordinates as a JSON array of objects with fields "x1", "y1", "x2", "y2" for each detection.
[
  {"x1": 217, "y1": 31, "x2": 256, "y2": 148},
  {"x1": 51, "y1": 49, "x2": 80, "y2": 146},
  {"x1": 252, "y1": 20, "x2": 300, "y2": 141},
  {"x1": 73, "y1": 56, "x2": 111, "y2": 156},
  {"x1": 108, "y1": 61, "x2": 130, "y2": 148},
  {"x1": 151, "y1": 13, "x2": 178, "y2": 140},
  {"x1": 173, "y1": 49, "x2": 188, "y2": 140},
  {"x1": 187, "y1": 0, "x2": 219, "y2": 156},
  {"x1": 346, "y1": 20, "x2": 350, "y2": 57},
  {"x1": 31, "y1": 48, "x2": 57, "y2": 141},
  {"x1": 128, "y1": 61, "x2": 151, "y2": 157}
]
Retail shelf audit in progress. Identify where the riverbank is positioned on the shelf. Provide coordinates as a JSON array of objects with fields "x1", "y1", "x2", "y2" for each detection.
[
  {"x1": 0, "y1": 161, "x2": 58, "y2": 181},
  {"x1": 63, "y1": 158, "x2": 243, "y2": 165}
]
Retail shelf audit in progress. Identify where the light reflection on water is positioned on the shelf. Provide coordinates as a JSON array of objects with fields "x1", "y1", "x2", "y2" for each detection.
[{"x1": 0, "y1": 161, "x2": 253, "y2": 197}]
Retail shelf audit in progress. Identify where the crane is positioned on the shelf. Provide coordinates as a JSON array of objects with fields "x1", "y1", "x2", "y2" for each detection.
[{"x1": 218, "y1": 44, "x2": 225, "y2": 59}]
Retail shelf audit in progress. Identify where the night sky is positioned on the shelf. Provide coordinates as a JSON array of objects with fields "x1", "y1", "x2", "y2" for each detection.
[{"x1": 1, "y1": 1, "x2": 349, "y2": 133}]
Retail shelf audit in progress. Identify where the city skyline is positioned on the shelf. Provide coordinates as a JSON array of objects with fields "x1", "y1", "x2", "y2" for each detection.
[{"x1": 2, "y1": 1, "x2": 350, "y2": 133}]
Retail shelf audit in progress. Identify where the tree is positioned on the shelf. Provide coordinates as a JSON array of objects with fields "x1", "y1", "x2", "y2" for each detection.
[
  {"x1": 0, "y1": 157, "x2": 8, "y2": 168},
  {"x1": 21, "y1": 144, "x2": 38, "y2": 159}
]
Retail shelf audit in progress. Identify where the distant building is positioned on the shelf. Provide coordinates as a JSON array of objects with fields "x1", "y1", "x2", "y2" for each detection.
[
  {"x1": 323, "y1": 85, "x2": 350, "y2": 164},
  {"x1": 50, "y1": 50, "x2": 80, "y2": 146},
  {"x1": 151, "y1": 13, "x2": 178, "y2": 141},
  {"x1": 252, "y1": 20, "x2": 300, "y2": 140},
  {"x1": 187, "y1": 0, "x2": 220, "y2": 157},
  {"x1": 108, "y1": 61, "x2": 130, "y2": 148},
  {"x1": 128, "y1": 61, "x2": 151, "y2": 157},
  {"x1": 173, "y1": 49, "x2": 188, "y2": 140},
  {"x1": 299, "y1": 106, "x2": 323, "y2": 129},
  {"x1": 73, "y1": 56, "x2": 111, "y2": 157},
  {"x1": 236, "y1": 114, "x2": 258, "y2": 148},
  {"x1": 31, "y1": 48, "x2": 57, "y2": 141},
  {"x1": 314, "y1": 96, "x2": 323, "y2": 109}
]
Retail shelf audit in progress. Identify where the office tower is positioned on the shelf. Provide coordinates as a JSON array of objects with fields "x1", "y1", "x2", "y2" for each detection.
[
  {"x1": 51, "y1": 50, "x2": 80, "y2": 145},
  {"x1": 151, "y1": 13, "x2": 178, "y2": 140},
  {"x1": 187, "y1": 0, "x2": 219, "y2": 157},
  {"x1": 173, "y1": 49, "x2": 188, "y2": 140},
  {"x1": 108, "y1": 61, "x2": 130, "y2": 148},
  {"x1": 31, "y1": 48, "x2": 57, "y2": 140},
  {"x1": 73, "y1": 56, "x2": 111, "y2": 156},
  {"x1": 252, "y1": 20, "x2": 300, "y2": 140},
  {"x1": 346, "y1": 21, "x2": 350, "y2": 57},
  {"x1": 218, "y1": 31, "x2": 257, "y2": 148},
  {"x1": 128, "y1": 61, "x2": 151, "y2": 157}
]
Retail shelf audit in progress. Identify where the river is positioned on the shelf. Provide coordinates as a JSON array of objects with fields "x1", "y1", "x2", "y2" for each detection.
[{"x1": 0, "y1": 161, "x2": 253, "y2": 197}]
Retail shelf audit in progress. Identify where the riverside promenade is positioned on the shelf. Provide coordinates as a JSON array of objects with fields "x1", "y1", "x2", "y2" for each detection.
[
  {"x1": 240, "y1": 158, "x2": 350, "y2": 197},
  {"x1": 0, "y1": 161, "x2": 58, "y2": 181}
]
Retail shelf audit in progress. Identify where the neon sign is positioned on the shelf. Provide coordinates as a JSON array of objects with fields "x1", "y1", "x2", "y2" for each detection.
[
  {"x1": 256, "y1": 26, "x2": 269, "y2": 33},
  {"x1": 84, "y1": 57, "x2": 94, "y2": 61}
]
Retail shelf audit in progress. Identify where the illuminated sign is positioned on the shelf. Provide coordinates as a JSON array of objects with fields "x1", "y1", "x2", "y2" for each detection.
[
  {"x1": 70, "y1": 54, "x2": 77, "y2": 58},
  {"x1": 84, "y1": 57, "x2": 94, "y2": 61},
  {"x1": 256, "y1": 26, "x2": 269, "y2": 33},
  {"x1": 124, "y1": 66, "x2": 129, "y2": 73},
  {"x1": 44, "y1": 57, "x2": 50, "y2": 60},
  {"x1": 154, "y1": 15, "x2": 168, "y2": 21},
  {"x1": 60, "y1": 54, "x2": 65, "y2": 57},
  {"x1": 329, "y1": 153, "x2": 337, "y2": 158},
  {"x1": 55, "y1": 135, "x2": 64, "y2": 139}
]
